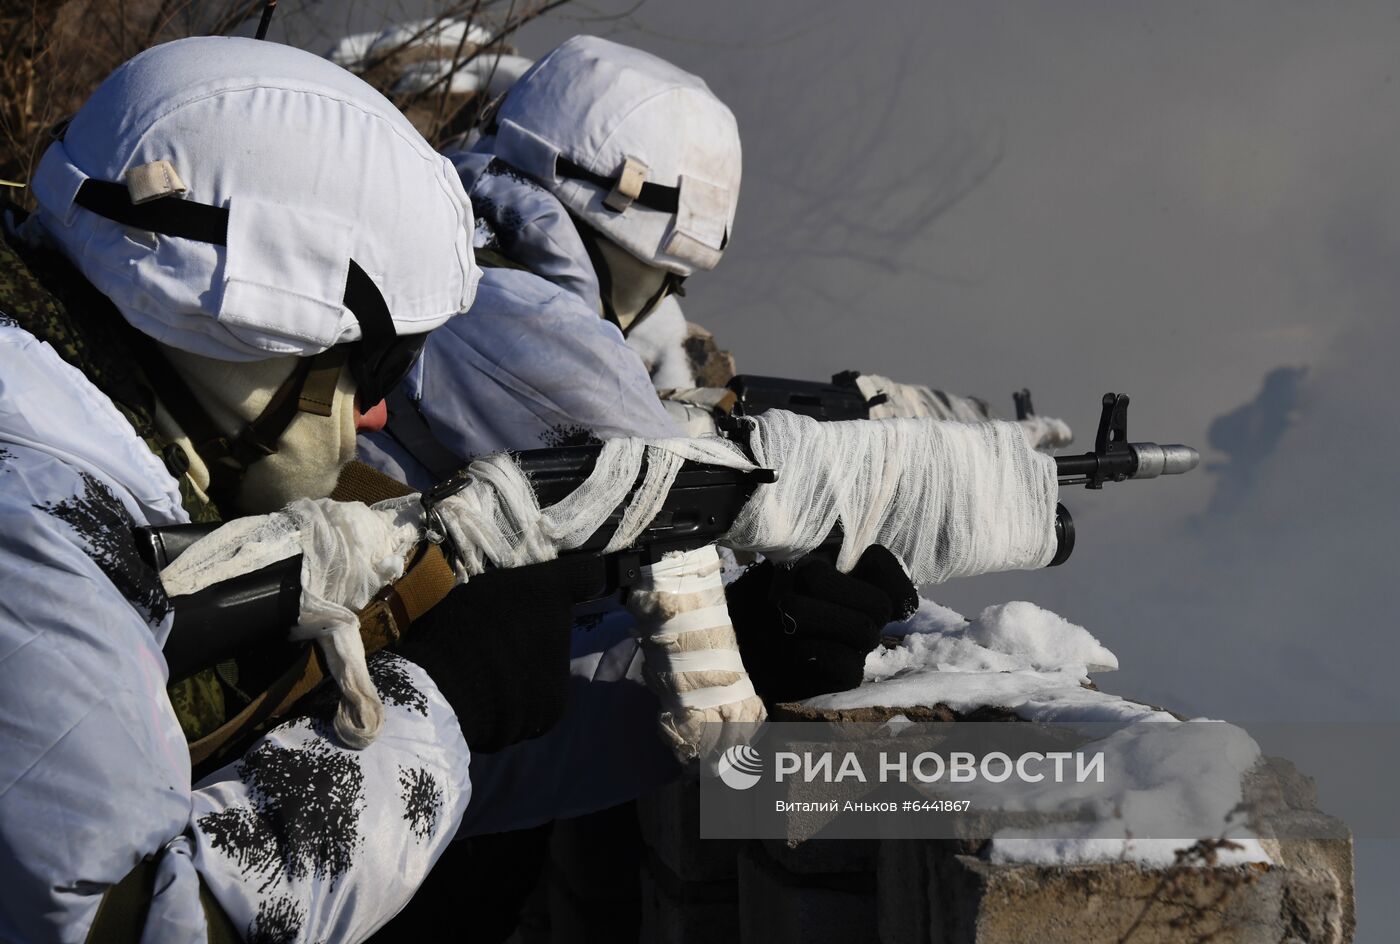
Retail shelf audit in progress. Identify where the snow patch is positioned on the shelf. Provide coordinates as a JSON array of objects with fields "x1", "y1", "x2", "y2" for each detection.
[
  {"x1": 967, "y1": 601, "x2": 1118, "y2": 673},
  {"x1": 803, "y1": 596, "x2": 1269, "y2": 868},
  {"x1": 817, "y1": 599, "x2": 1127, "y2": 717}
]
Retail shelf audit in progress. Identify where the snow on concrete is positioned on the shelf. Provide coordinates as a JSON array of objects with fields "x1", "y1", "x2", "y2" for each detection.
[
  {"x1": 983, "y1": 720, "x2": 1272, "y2": 869},
  {"x1": 803, "y1": 596, "x2": 1270, "y2": 867},
  {"x1": 809, "y1": 598, "x2": 1133, "y2": 721}
]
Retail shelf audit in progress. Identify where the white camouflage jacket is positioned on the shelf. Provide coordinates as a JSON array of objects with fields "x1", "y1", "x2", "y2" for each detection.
[{"x1": 0, "y1": 321, "x2": 471, "y2": 944}]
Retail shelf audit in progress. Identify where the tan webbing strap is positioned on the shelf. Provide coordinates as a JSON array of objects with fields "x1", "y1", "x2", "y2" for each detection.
[
  {"x1": 329, "y1": 461, "x2": 456, "y2": 636},
  {"x1": 188, "y1": 462, "x2": 457, "y2": 767},
  {"x1": 329, "y1": 459, "x2": 415, "y2": 503},
  {"x1": 297, "y1": 347, "x2": 348, "y2": 417},
  {"x1": 329, "y1": 461, "x2": 457, "y2": 627},
  {"x1": 357, "y1": 544, "x2": 457, "y2": 651},
  {"x1": 87, "y1": 855, "x2": 242, "y2": 944},
  {"x1": 188, "y1": 646, "x2": 324, "y2": 768},
  {"x1": 392, "y1": 546, "x2": 457, "y2": 621}
]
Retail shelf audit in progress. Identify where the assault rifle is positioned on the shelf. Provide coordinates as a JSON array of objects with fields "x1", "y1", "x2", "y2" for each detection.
[{"x1": 138, "y1": 394, "x2": 1196, "y2": 683}]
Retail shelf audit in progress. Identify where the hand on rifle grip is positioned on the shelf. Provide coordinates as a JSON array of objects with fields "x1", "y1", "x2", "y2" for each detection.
[{"x1": 727, "y1": 545, "x2": 918, "y2": 704}]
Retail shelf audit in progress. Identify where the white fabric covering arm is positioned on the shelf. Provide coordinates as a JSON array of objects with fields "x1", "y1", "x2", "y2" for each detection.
[
  {"x1": 188, "y1": 652, "x2": 471, "y2": 944},
  {"x1": 624, "y1": 546, "x2": 766, "y2": 761},
  {"x1": 164, "y1": 413, "x2": 1056, "y2": 771}
]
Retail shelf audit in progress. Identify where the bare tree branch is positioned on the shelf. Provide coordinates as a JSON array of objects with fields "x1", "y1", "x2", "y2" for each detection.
[{"x1": 0, "y1": 0, "x2": 579, "y2": 207}]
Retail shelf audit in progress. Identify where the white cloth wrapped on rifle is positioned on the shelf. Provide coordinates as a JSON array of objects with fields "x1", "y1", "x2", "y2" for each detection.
[
  {"x1": 161, "y1": 497, "x2": 425, "y2": 749},
  {"x1": 853, "y1": 372, "x2": 1074, "y2": 452},
  {"x1": 161, "y1": 411, "x2": 1059, "y2": 761}
]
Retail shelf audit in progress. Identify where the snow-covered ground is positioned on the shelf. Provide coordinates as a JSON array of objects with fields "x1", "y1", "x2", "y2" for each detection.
[{"x1": 804, "y1": 596, "x2": 1271, "y2": 868}]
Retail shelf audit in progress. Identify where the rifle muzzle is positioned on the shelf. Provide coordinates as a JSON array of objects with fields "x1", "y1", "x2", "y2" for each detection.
[{"x1": 1128, "y1": 443, "x2": 1200, "y2": 479}]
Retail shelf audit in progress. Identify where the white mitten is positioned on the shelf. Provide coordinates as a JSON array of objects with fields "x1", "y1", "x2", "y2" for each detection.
[
  {"x1": 624, "y1": 545, "x2": 767, "y2": 764},
  {"x1": 160, "y1": 496, "x2": 423, "y2": 747}
]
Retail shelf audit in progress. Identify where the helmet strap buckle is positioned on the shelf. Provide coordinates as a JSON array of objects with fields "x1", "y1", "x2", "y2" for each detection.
[{"x1": 603, "y1": 157, "x2": 649, "y2": 213}]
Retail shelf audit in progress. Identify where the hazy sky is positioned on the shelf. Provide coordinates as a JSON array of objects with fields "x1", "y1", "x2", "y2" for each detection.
[
  {"x1": 528, "y1": 5, "x2": 1400, "y2": 933},
  {"x1": 270, "y1": 2, "x2": 1400, "y2": 933},
  {"x1": 507, "y1": 0, "x2": 1400, "y2": 718}
]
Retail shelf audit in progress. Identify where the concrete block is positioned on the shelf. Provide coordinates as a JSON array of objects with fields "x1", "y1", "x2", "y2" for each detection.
[
  {"x1": 1246, "y1": 756, "x2": 1356, "y2": 941},
  {"x1": 933, "y1": 853, "x2": 1346, "y2": 944}
]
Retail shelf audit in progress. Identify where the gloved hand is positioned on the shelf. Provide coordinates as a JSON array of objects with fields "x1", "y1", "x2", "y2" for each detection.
[
  {"x1": 395, "y1": 558, "x2": 575, "y2": 753},
  {"x1": 726, "y1": 545, "x2": 919, "y2": 704}
]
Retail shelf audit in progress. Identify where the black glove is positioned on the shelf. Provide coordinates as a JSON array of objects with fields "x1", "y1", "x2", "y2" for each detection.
[
  {"x1": 395, "y1": 558, "x2": 575, "y2": 753},
  {"x1": 726, "y1": 545, "x2": 918, "y2": 704}
]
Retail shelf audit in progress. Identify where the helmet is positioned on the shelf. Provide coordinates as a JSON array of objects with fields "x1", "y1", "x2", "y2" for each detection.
[
  {"x1": 492, "y1": 35, "x2": 741, "y2": 277},
  {"x1": 28, "y1": 36, "x2": 479, "y2": 403}
]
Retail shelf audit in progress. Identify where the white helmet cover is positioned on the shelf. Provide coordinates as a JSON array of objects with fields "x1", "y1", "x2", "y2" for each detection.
[
  {"x1": 28, "y1": 36, "x2": 479, "y2": 361},
  {"x1": 493, "y1": 35, "x2": 741, "y2": 276}
]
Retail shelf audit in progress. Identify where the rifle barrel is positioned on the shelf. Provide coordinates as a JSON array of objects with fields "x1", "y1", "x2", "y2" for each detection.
[{"x1": 1054, "y1": 443, "x2": 1199, "y2": 485}]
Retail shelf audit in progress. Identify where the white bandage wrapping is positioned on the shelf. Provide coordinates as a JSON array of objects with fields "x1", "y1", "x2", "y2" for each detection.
[
  {"x1": 433, "y1": 436, "x2": 755, "y2": 580},
  {"x1": 624, "y1": 545, "x2": 766, "y2": 760},
  {"x1": 854, "y1": 373, "x2": 1074, "y2": 451},
  {"x1": 726, "y1": 411, "x2": 1060, "y2": 585},
  {"x1": 160, "y1": 496, "x2": 422, "y2": 748}
]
